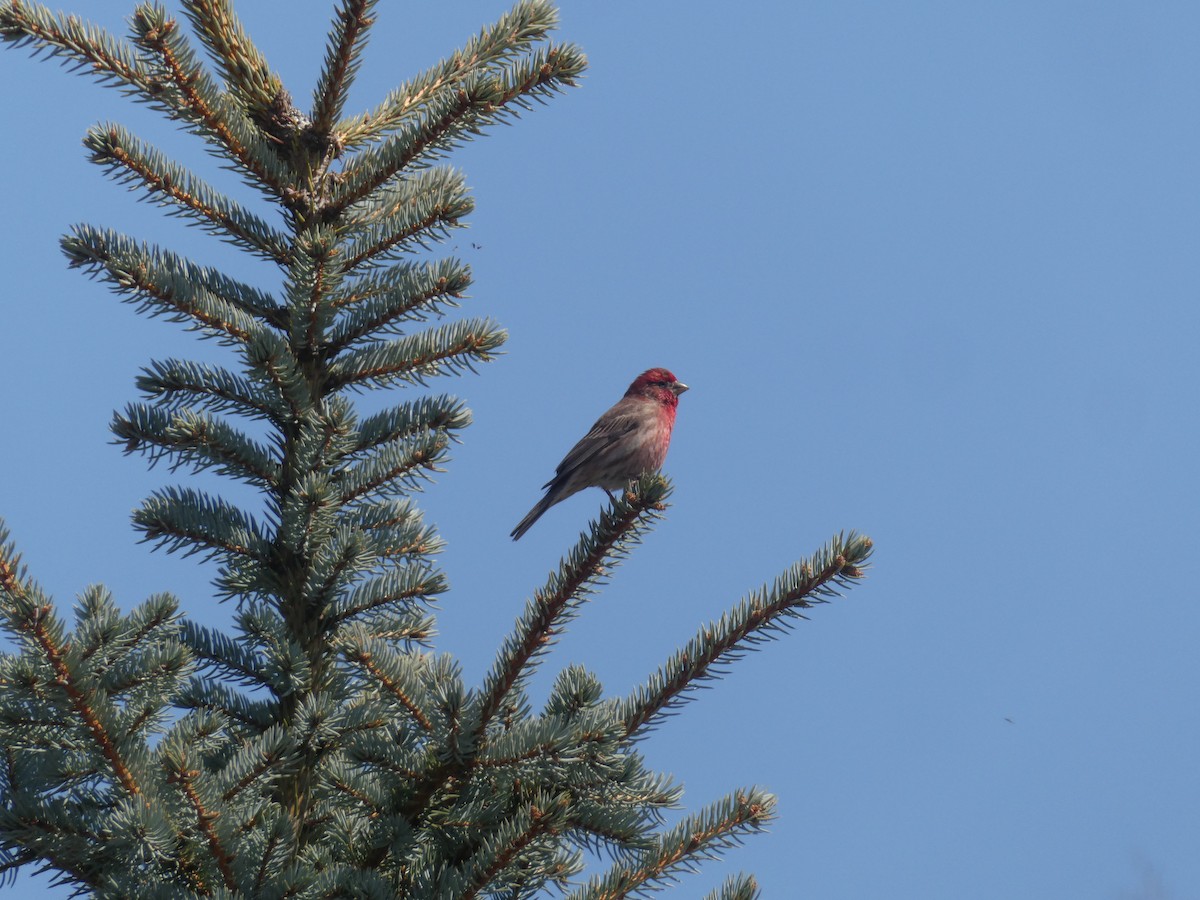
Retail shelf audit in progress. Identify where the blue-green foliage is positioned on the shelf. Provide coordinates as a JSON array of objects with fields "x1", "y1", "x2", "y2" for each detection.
[{"x1": 0, "y1": 1, "x2": 872, "y2": 896}]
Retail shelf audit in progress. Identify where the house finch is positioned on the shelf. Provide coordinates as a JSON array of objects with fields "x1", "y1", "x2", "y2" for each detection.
[{"x1": 511, "y1": 368, "x2": 688, "y2": 540}]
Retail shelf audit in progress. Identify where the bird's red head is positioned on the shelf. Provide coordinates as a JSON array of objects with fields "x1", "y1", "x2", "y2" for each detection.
[{"x1": 625, "y1": 368, "x2": 689, "y2": 407}]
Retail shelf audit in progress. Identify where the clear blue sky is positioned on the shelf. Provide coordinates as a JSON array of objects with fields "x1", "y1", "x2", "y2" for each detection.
[{"x1": 1, "y1": 2, "x2": 1197, "y2": 897}]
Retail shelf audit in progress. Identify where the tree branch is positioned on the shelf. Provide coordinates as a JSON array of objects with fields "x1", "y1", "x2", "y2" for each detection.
[
  {"x1": 0, "y1": 551, "x2": 142, "y2": 799},
  {"x1": 311, "y1": 0, "x2": 376, "y2": 134},
  {"x1": 475, "y1": 476, "x2": 672, "y2": 743},
  {"x1": 166, "y1": 760, "x2": 237, "y2": 892},
  {"x1": 620, "y1": 532, "x2": 873, "y2": 739},
  {"x1": 565, "y1": 790, "x2": 775, "y2": 900}
]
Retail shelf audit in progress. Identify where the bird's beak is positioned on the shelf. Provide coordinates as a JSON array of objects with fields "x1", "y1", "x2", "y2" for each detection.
[{"x1": 671, "y1": 381, "x2": 689, "y2": 395}]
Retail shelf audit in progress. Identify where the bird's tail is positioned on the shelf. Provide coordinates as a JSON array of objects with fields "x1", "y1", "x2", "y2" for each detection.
[{"x1": 510, "y1": 490, "x2": 561, "y2": 541}]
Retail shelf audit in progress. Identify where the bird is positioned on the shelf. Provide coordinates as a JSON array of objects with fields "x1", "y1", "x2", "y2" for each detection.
[{"x1": 511, "y1": 368, "x2": 688, "y2": 540}]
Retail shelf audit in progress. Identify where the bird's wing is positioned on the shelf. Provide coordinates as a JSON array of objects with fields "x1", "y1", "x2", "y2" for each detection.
[{"x1": 544, "y1": 407, "x2": 641, "y2": 486}]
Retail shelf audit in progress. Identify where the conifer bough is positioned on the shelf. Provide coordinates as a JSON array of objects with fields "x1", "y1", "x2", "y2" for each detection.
[{"x1": 0, "y1": 1, "x2": 873, "y2": 896}]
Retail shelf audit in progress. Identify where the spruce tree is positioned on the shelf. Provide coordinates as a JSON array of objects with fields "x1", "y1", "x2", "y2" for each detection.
[{"x1": 0, "y1": 2, "x2": 873, "y2": 896}]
